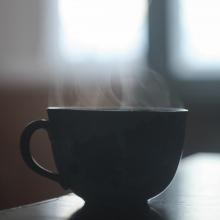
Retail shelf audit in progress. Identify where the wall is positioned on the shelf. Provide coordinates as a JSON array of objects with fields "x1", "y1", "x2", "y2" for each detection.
[{"x1": 0, "y1": 87, "x2": 70, "y2": 210}]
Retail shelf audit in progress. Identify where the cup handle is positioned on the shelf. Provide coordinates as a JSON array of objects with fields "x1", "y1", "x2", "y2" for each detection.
[{"x1": 20, "y1": 120, "x2": 69, "y2": 190}]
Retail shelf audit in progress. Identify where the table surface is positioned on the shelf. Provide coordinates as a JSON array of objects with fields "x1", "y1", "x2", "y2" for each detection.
[{"x1": 1, "y1": 153, "x2": 220, "y2": 220}]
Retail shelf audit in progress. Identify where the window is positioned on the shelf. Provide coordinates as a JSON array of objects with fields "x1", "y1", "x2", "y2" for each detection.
[
  {"x1": 148, "y1": 0, "x2": 220, "y2": 102},
  {"x1": 0, "y1": 0, "x2": 148, "y2": 88},
  {"x1": 168, "y1": 0, "x2": 220, "y2": 80},
  {"x1": 58, "y1": 0, "x2": 147, "y2": 63}
]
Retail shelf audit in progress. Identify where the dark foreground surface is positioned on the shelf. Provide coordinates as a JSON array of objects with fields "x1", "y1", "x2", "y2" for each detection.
[{"x1": 1, "y1": 153, "x2": 220, "y2": 220}]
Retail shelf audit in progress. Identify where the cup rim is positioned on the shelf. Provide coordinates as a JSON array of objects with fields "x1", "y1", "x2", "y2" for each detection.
[{"x1": 47, "y1": 107, "x2": 188, "y2": 112}]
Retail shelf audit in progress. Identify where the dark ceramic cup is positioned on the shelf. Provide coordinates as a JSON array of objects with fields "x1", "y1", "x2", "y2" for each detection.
[{"x1": 20, "y1": 107, "x2": 188, "y2": 205}]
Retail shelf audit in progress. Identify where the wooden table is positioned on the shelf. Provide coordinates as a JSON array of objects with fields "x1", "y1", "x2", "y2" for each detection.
[{"x1": 1, "y1": 153, "x2": 220, "y2": 219}]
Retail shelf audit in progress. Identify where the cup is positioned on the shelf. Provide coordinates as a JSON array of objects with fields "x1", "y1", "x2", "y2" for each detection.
[{"x1": 20, "y1": 107, "x2": 188, "y2": 205}]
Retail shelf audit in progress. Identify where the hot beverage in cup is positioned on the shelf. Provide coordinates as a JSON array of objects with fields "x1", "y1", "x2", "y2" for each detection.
[{"x1": 20, "y1": 107, "x2": 188, "y2": 205}]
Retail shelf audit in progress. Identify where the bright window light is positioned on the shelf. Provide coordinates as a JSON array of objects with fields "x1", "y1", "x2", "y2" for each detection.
[
  {"x1": 168, "y1": 0, "x2": 220, "y2": 79},
  {"x1": 181, "y1": 0, "x2": 220, "y2": 62},
  {"x1": 58, "y1": 0, "x2": 147, "y2": 63}
]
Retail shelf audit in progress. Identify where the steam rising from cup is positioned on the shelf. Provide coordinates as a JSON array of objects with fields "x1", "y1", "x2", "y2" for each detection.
[
  {"x1": 48, "y1": 65, "x2": 184, "y2": 109},
  {"x1": 48, "y1": 0, "x2": 183, "y2": 109}
]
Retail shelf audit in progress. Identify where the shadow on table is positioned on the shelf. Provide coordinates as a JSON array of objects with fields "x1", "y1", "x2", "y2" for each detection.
[{"x1": 68, "y1": 202, "x2": 166, "y2": 220}]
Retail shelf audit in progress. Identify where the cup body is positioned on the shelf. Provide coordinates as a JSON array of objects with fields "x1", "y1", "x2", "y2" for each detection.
[{"x1": 47, "y1": 107, "x2": 187, "y2": 204}]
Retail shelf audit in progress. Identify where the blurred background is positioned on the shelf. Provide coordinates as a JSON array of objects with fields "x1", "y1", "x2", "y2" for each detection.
[{"x1": 1, "y1": 0, "x2": 220, "y2": 210}]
